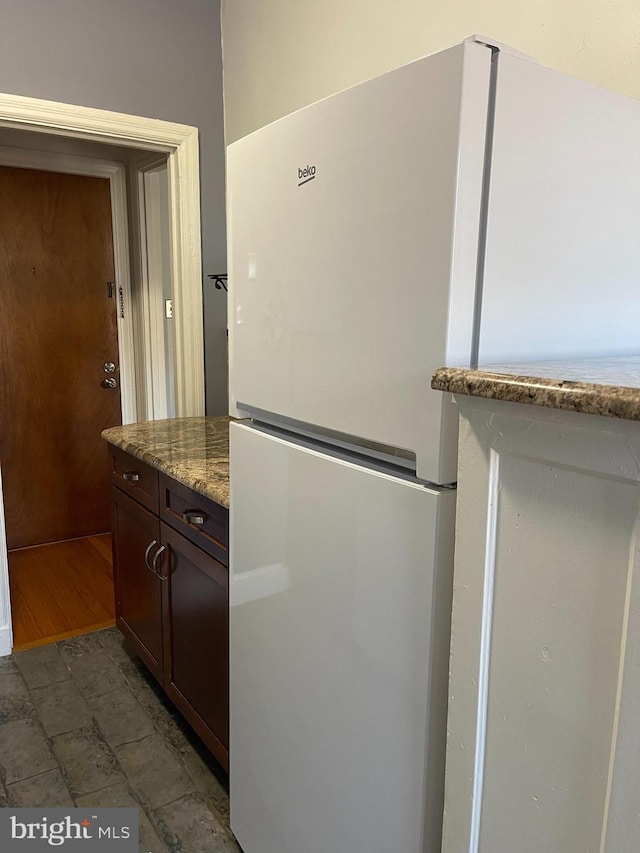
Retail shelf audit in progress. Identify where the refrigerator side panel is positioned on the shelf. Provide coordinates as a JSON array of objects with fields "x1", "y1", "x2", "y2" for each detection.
[
  {"x1": 229, "y1": 422, "x2": 457, "y2": 853},
  {"x1": 228, "y1": 42, "x2": 491, "y2": 483},
  {"x1": 478, "y1": 52, "x2": 640, "y2": 362}
]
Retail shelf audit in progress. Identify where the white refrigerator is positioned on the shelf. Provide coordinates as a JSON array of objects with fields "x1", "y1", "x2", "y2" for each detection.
[{"x1": 227, "y1": 36, "x2": 640, "y2": 853}]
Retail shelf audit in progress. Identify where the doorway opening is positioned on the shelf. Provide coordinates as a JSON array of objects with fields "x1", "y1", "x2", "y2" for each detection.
[
  {"x1": 0, "y1": 93, "x2": 205, "y2": 655},
  {"x1": 0, "y1": 162, "x2": 122, "y2": 649}
]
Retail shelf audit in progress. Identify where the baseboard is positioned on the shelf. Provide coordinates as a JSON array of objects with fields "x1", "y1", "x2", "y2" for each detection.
[{"x1": 0, "y1": 624, "x2": 13, "y2": 657}]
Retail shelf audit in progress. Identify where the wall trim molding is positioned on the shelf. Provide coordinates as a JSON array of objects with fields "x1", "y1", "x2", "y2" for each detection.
[
  {"x1": 0, "y1": 92, "x2": 205, "y2": 654},
  {"x1": 0, "y1": 469, "x2": 11, "y2": 655}
]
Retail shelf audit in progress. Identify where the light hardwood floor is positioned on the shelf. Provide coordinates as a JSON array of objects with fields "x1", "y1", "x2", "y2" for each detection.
[{"x1": 8, "y1": 533, "x2": 115, "y2": 651}]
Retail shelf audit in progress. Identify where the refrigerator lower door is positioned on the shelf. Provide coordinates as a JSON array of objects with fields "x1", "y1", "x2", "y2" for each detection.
[{"x1": 229, "y1": 422, "x2": 456, "y2": 853}]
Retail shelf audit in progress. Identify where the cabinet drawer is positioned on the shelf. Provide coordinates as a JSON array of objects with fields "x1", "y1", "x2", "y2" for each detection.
[
  {"x1": 159, "y1": 474, "x2": 228, "y2": 566},
  {"x1": 108, "y1": 444, "x2": 159, "y2": 513}
]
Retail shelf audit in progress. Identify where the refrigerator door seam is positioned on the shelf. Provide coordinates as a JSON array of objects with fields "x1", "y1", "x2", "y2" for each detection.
[
  {"x1": 243, "y1": 419, "x2": 457, "y2": 492},
  {"x1": 238, "y1": 403, "x2": 417, "y2": 466},
  {"x1": 470, "y1": 45, "x2": 500, "y2": 369}
]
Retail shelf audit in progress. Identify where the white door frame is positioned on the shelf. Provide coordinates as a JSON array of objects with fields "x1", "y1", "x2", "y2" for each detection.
[
  {"x1": 136, "y1": 155, "x2": 176, "y2": 420},
  {"x1": 0, "y1": 92, "x2": 205, "y2": 655}
]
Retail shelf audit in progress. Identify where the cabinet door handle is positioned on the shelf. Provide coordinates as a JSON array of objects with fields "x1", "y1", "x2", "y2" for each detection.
[
  {"x1": 122, "y1": 471, "x2": 141, "y2": 482},
  {"x1": 152, "y1": 544, "x2": 168, "y2": 579},
  {"x1": 144, "y1": 540, "x2": 158, "y2": 571},
  {"x1": 182, "y1": 510, "x2": 206, "y2": 525}
]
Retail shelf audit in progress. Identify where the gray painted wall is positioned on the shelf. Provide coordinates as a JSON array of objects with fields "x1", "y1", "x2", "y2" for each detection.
[
  {"x1": 0, "y1": 0, "x2": 228, "y2": 414},
  {"x1": 221, "y1": 0, "x2": 640, "y2": 144}
]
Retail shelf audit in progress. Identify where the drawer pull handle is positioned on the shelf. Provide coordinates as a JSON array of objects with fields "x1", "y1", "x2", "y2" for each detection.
[
  {"x1": 144, "y1": 540, "x2": 158, "y2": 571},
  {"x1": 183, "y1": 510, "x2": 206, "y2": 526},
  {"x1": 122, "y1": 471, "x2": 141, "y2": 482},
  {"x1": 152, "y1": 544, "x2": 168, "y2": 579}
]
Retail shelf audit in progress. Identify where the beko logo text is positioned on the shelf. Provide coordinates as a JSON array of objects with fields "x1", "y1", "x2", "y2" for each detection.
[{"x1": 298, "y1": 165, "x2": 316, "y2": 186}]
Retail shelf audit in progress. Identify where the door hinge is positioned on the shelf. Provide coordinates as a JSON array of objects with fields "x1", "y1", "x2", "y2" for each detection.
[{"x1": 118, "y1": 285, "x2": 125, "y2": 319}]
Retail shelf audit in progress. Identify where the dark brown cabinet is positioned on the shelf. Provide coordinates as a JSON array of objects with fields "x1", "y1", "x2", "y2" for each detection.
[
  {"x1": 111, "y1": 489, "x2": 165, "y2": 683},
  {"x1": 108, "y1": 444, "x2": 229, "y2": 770},
  {"x1": 160, "y1": 523, "x2": 229, "y2": 759}
]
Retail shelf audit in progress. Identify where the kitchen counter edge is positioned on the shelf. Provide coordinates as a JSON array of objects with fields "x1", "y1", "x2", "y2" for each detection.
[
  {"x1": 102, "y1": 415, "x2": 232, "y2": 508},
  {"x1": 431, "y1": 356, "x2": 640, "y2": 422}
]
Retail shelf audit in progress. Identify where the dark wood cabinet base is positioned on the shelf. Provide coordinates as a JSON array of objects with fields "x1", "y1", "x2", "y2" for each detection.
[{"x1": 109, "y1": 445, "x2": 229, "y2": 771}]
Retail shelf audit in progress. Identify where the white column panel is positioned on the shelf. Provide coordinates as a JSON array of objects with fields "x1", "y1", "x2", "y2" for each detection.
[{"x1": 443, "y1": 398, "x2": 640, "y2": 853}]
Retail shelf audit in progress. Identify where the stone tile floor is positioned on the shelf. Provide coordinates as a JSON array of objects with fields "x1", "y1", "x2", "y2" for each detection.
[{"x1": 0, "y1": 628, "x2": 240, "y2": 852}]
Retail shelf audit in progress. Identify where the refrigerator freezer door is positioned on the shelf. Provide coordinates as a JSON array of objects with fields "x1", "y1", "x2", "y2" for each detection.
[
  {"x1": 228, "y1": 40, "x2": 491, "y2": 484},
  {"x1": 229, "y1": 422, "x2": 456, "y2": 853}
]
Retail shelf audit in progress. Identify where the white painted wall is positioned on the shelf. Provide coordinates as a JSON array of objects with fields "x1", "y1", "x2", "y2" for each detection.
[
  {"x1": 221, "y1": 0, "x2": 640, "y2": 144},
  {"x1": 0, "y1": 0, "x2": 228, "y2": 413}
]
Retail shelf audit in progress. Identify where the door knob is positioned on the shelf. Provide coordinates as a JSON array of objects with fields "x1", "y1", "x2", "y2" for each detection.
[
  {"x1": 101, "y1": 377, "x2": 118, "y2": 389},
  {"x1": 103, "y1": 362, "x2": 117, "y2": 373}
]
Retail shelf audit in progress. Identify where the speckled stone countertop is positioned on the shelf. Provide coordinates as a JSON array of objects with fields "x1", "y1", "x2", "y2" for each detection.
[
  {"x1": 102, "y1": 416, "x2": 231, "y2": 507},
  {"x1": 431, "y1": 356, "x2": 640, "y2": 421}
]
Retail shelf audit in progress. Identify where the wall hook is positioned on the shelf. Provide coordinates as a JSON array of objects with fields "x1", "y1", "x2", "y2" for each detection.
[{"x1": 207, "y1": 274, "x2": 228, "y2": 292}]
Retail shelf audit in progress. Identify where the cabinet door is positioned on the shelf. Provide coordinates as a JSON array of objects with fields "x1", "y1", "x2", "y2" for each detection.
[
  {"x1": 160, "y1": 522, "x2": 229, "y2": 770},
  {"x1": 111, "y1": 488, "x2": 164, "y2": 682}
]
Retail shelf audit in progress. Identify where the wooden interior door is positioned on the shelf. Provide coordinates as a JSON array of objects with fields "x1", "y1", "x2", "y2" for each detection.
[{"x1": 0, "y1": 165, "x2": 122, "y2": 549}]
